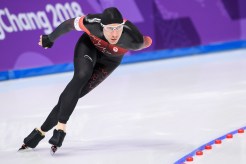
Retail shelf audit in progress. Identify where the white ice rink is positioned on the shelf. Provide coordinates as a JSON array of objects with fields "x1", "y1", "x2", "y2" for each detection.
[{"x1": 0, "y1": 49, "x2": 246, "y2": 164}]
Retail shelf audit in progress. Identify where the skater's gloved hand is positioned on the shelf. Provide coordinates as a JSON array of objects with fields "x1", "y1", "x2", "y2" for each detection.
[{"x1": 38, "y1": 35, "x2": 54, "y2": 49}]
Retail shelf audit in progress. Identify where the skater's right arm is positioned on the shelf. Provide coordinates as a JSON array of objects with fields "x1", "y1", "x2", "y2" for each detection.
[
  {"x1": 39, "y1": 14, "x2": 102, "y2": 49},
  {"x1": 39, "y1": 18, "x2": 78, "y2": 49},
  {"x1": 49, "y1": 13, "x2": 102, "y2": 39},
  {"x1": 49, "y1": 18, "x2": 76, "y2": 42}
]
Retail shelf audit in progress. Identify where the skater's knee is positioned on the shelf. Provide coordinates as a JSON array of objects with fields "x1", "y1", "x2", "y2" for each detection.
[{"x1": 74, "y1": 70, "x2": 92, "y2": 81}]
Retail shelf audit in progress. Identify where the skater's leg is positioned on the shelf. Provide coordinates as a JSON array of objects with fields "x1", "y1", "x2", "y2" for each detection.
[
  {"x1": 20, "y1": 34, "x2": 97, "y2": 150},
  {"x1": 45, "y1": 56, "x2": 122, "y2": 134},
  {"x1": 40, "y1": 34, "x2": 97, "y2": 132},
  {"x1": 48, "y1": 58, "x2": 122, "y2": 153},
  {"x1": 56, "y1": 34, "x2": 97, "y2": 124},
  {"x1": 45, "y1": 34, "x2": 98, "y2": 151}
]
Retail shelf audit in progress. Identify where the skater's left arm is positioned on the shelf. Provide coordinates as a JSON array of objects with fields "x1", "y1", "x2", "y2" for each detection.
[{"x1": 118, "y1": 20, "x2": 152, "y2": 51}]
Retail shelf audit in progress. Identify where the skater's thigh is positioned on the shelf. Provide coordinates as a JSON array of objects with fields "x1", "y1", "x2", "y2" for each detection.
[
  {"x1": 73, "y1": 34, "x2": 97, "y2": 77},
  {"x1": 79, "y1": 58, "x2": 122, "y2": 97}
]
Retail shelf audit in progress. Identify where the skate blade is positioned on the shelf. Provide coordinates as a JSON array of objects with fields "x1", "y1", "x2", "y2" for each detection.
[
  {"x1": 50, "y1": 145, "x2": 57, "y2": 155},
  {"x1": 18, "y1": 144, "x2": 31, "y2": 152}
]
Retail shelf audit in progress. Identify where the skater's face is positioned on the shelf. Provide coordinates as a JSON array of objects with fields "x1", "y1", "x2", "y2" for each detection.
[{"x1": 102, "y1": 23, "x2": 123, "y2": 44}]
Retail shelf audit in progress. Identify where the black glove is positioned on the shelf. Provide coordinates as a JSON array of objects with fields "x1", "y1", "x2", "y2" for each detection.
[{"x1": 41, "y1": 35, "x2": 54, "y2": 48}]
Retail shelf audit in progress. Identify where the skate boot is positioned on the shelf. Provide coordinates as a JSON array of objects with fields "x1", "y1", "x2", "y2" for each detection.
[
  {"x1": 18, "y1": 128, "x2": 45, "y2": 151},
  {"x1": 49, "y1": 129, "x2": 66, "y2": 154}
]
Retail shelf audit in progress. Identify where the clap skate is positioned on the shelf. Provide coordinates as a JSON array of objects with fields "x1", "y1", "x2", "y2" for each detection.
[
  {"x1": 18, "y1": 128, "x2": 45, "y2": 151},
  {"x1": 49, "y1": 129, "x2": 66, "y2": 155}
]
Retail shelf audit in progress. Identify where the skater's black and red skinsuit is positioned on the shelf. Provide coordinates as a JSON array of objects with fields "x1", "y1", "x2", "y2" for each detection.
[{"x1": 40, "y1": 14, "x2": 151, "y2": 132}]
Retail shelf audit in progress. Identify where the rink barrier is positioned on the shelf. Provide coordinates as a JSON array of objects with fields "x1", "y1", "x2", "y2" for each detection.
[
  {"x1": 0, "y1": 40, "x2": 246, "y2": 81},
  {"x1": 174, "y1": 126, "x2": 246, "y2": 164}
]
